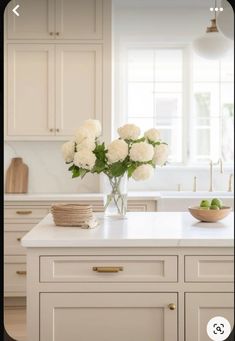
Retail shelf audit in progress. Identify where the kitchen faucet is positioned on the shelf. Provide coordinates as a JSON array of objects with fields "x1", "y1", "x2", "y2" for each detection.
[
  {"x1": 209, "y1": 158, "x2": 223, "y2": 192},
  {"x1": 228, "y1": 174, "x2": 233, "y2": 192}
]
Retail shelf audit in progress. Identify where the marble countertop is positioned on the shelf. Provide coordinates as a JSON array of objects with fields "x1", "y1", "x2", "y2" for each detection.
[
  {"x1": 21, "y1": 212, "x2": 234, "y2": 248},
  {"x1": 4, "y1": 192, "x2": 161, "y2": 201}
]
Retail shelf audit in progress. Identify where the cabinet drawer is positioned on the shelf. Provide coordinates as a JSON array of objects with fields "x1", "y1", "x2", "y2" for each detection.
[
  {"x1": 185, "y1": 256, "x2": 234, "y2": 282},
  {"x1": 5, "y1": 207, "x2": 49, "y2": 220},
  {"x1": 4, "y1": 231, "x2": 28, "y2": 255},
  {"x1": 40, "y1": 255, "x2": 178, "y2": 283},
  {"x1": 4, "y1": 222, "x2": 36, "y2": 232},
  {"x1": 4, "y1": 256, "x2": 26, "y2": 294}
]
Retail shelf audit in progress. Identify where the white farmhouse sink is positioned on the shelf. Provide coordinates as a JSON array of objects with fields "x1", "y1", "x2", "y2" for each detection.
[
  {"x1": 160, "y1": 191, "x2": 234, "y2": 198},
  {"x1": 158, "y1": 191, "x2": 234, "y2": 212}
]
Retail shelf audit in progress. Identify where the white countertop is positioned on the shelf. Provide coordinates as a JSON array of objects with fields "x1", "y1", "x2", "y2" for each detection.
[
  {"x1": 21, "y1": 212, "x2": 234, "y2": 248},
  {"x1": 4, "y1": 192, "x2": 161, "y2": 201}
]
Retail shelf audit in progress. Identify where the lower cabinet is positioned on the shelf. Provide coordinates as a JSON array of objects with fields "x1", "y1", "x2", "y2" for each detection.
[
  {"x1": 40, "y1": 292, "x2": 178, "y2": 341},
  {"x1": 185, "y1": 292, "x2": 234, "y2": 341}
]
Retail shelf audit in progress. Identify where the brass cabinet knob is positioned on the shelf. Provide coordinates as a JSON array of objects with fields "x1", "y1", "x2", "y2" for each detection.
[
  {"x1": 56, "y1": 128, "x2": 60, "y2": 132},
  {"x1": 17, "y1": 237, "x2": 21, "y2": 242},
  {"x1": 16, "y1": 271, "x2": 26, "y2": 275},
  {"x1": 49, "y1": 32, "x2": 53, "y2": 36},
  {"x1": 168, "y1": 303, "x2": 176, "y2": 310},
  {"x1": 56, "y1": 32, "x2": 59, "y2": 36}
]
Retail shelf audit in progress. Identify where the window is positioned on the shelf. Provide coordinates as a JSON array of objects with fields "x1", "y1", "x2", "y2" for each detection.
[{"x1": 121, "y1": 45, "x2": 234, "y2": 165}]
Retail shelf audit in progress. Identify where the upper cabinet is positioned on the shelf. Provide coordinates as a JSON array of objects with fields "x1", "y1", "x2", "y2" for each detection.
[{"x1": 6, "y1": 0, "x2": 103, "y2": 40}]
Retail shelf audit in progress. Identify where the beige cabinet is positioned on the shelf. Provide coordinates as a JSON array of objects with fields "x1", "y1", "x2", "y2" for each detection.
[
  {"x1": 6, "y1": 44, "x2": 102, "y2": 138},
  {"x1": 185, "y1": 292, "x2": 234, "y2": 341},
  {"x1": 55, "y1": 45, "x2": 102, "y2": 136},
  {"x1": 7, "y1": 44, "x2": 55, "y2": 137},
  {"x1": 7, "y1": 0, "x2": 102, "y2": 40},
  {"x1": 40, "y1": 292, "x2": 177, "y2": 341},
  {"x1": 55, "y1": 0, "x2": 103, "y2": 40},
  {"x1": 7, "y1": 0, "x2": 55, "y2": 40}
]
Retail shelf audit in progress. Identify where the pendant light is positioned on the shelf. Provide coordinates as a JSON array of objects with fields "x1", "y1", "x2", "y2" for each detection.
[
  {"x1": 217, "y1": 0, "x2": 234, "y2": 40},
  {"x1": 193, "y1": 0, "x2": 232, "y2": 60}
]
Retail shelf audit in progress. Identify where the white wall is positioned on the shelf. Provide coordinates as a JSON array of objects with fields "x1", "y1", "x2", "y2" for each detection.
[{"x1": 4, "y1": 4, "x2": 233, "y2": 194}]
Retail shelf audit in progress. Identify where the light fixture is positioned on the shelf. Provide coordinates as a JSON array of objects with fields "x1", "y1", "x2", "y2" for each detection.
[
  {"x1": 192, "y1": 0, "x2": 232, "y2": 60},
  {"x1": 217, "y1": 0, "x2": 234, "y2": 40}
]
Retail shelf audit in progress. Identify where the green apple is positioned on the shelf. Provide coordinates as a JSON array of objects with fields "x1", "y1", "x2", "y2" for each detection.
[
  {"x1": 210, "y1": 204, "x2": 220, "y2": 210},
  {"x1": 200, "y1": 199, "x2": 211, "y2": 208},
  {"x1": 211, "y1": 198, "x2": 223, "y2": 209}
]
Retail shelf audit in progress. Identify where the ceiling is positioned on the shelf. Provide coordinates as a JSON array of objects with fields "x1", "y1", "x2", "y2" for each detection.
[{"x1": 113, "y1": 0, "x2": 222, "y2": 8}]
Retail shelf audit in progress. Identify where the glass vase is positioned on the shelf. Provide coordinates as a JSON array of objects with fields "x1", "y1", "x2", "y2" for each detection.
[{"x1": 103, "y1": 174, "x2": 128, "y2": 218}]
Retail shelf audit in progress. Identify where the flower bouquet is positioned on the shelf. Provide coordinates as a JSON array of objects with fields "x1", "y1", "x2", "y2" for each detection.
[{"x1": 62, "y1": 119, "x2": 169, "y2": 218}]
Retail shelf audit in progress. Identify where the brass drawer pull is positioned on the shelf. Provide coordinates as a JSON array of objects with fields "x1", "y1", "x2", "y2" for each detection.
[
  {"x1": 16, "y1": 210, "x2": 32, "y2": 215},
  {"x1": 93, "y1": 266, "x2": 123, "y2": 273},
  {"x1": 168, "y1": 303, "x2": 176, "y2": 310},
  {"x1": 17, "y1": 237, "x2": 22, "y2": 242},
  {"x1": 16, "y1": 271, "x2": 26, "y2": 275}
]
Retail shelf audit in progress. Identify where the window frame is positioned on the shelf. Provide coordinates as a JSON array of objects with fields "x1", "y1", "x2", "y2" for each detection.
[{"x1": 114, "y1": 41, "x2": 234, "y2": 167}]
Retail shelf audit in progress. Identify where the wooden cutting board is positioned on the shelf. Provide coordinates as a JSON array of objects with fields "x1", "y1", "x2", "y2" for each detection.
[{"x1": 5, "y1": 158, "x2": 29, "y2": 193}]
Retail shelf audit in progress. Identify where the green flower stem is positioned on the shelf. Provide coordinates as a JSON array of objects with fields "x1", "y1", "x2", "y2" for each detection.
[{"x1": 104, "y1": 175, "x2": 127, "y2": 216}]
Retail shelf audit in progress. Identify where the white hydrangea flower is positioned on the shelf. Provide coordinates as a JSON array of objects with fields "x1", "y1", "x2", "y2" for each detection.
[
  {"x1": 144, "y1": 128, "x2": 160, "y2": 142},
  {"x1": 83, "y1": 119, "x2": 102, "y2": 138},
  {"x1": 117, "y1": 123, "x2": 140, "y2": 140},
  {"x1": 130, "y1": 141, "x2": 154, "y2": 162},
  {"x1": 76, "y1": 138, "x2": 96, "y2": 152},
  {"x1": 74, "y1": 126, "x2": 96, "y2": 144},
  {"x1": 107, "y1": 139, "x2": 128, "y2": 164},
  {"x1": 74, "y1": 149, "x2": 96, "y2": 170},
  {"x1": 61, "y1": 141, "x2": 75, "y2": 163},
  {"x1": 153, "y1": 144, "x2": 169, "y2": 166},
  {"x1": 132, "y1": 164, "x2": 154, "y2": 181}
]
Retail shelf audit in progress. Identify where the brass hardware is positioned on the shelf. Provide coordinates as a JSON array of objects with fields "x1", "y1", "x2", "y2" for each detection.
[
  {"x1": 56, "y1": 128, "x2": 60, "y2": 132},
  {"x1": 93, "y1": 266, "x2": 123, "y2": 273},
  {"x1": 16, "y1": 271, "x2": 26, "y2": 275},
  {"x1": 193, "y1": 176, "x2": 197, "y2": 192},
  {"x1": 168, "y1": 303, "x2": 176, "y2": 310},
  {"x1": 16, "y1": 210, "x2": 32, "y2": 215},
  {"x1": 17, "y1": 237, "x2": 21, "y2": 242},
  {"x1": 56, "y1": 32, "x2": 59, "y2": 36},
  {"x1": 49, "y1": 128, "x2": 53, "y2": 132},
  {"x1": 228, "y1": 174, "x2": 233, "y2": 192},
  {"x1": 49, "y1": 32, "x2": 53, "y2": 36}
]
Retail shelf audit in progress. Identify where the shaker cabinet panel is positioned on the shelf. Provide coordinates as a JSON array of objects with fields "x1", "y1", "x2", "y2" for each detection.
[
  {"x1": 55, "y1": 0, "x2": 103, "y2": 39},
  {"x1": 7, "y1": 0, "x2": 55, "y2": 39},
  {"x1": 7, "y1": 45, "x2": 55, "y2": 137},
  {"x1": 40, "y1": 292, "x2": 177, "y2": 341},
  {"x1": 185, "y1": 292, "x2": 234, "y2": 341},
  {"x1": 55, "y1": 45, "x2": 102, "y2": 136}
]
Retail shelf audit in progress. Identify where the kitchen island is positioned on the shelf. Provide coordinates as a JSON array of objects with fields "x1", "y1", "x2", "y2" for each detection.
[{"x1": 22, "y1": 212, "x2": 234, "y2": 341}]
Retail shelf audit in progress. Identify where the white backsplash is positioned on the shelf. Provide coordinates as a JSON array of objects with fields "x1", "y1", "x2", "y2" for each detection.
[{"x1": 4, "y1": 142, "x2": 233, "y2": 194}]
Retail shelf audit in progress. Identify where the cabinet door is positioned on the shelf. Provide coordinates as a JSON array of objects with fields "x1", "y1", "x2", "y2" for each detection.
[
  {"x1": 40, "y1": 293, "x2": 177, "y2": 341},
  {"x1": 7, "y1": 0, "x2": 55, "y2": 39},
  {"x1": 7, "y1": 45, "x2": 55, "y2": 137},
  {"x1": 55, "y1": 0, "x2": 102, "y2": 40},
  {"x1": 185, "y1": 293, "x2": 234, "y2": 341},
  {"x1": 55, "y1": 45, "x2": 102, "y2": 136}
]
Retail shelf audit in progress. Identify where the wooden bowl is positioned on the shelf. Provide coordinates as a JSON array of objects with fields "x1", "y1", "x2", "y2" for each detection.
[{"x1": 188, "y1": 206, "x2": 231, "y2": 222}]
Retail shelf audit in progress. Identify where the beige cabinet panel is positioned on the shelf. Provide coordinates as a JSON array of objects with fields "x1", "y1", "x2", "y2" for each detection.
[
  {"x1": 185, "y1": 255, "x2": 234, "y2": 282},
  {"x1": 6, "y1": 0, "x2": 54, "y2": 39},
  {"x1": 7, "y1": 45, "x2": 55, "y2": 137},
  {"x1": 4, "y1": 256, "x2": 26, "y2": 294},
  {"x1": 4, "y1": 206, "x2": 49, "y2": 220},
  {"x1": 40, "y1": 255, "x2": 178, "y2": 283},
  {"x1": 185, "y1": 292, "x2": 234, "y2": 341},
  {"x1": 40, "y1": 292, "x2": 177, "y2": 341},
  {"x1": 55, "y1": 0, "x2": 103, "y2": 39},
  {"x1": 4, "y1": 231, "x2": 28, "y2": 255},
  {"x1": 55, "y1": 45, "x2": 102, "y2": 136}
]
